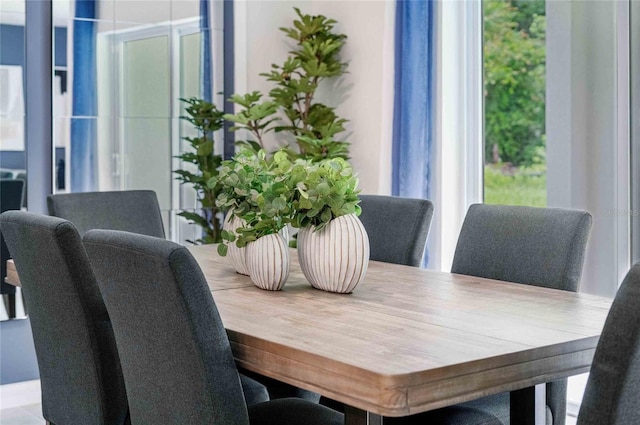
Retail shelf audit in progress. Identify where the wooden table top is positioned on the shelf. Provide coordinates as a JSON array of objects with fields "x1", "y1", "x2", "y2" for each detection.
[
  {"x1": 6, "y1": 247, "x2": 612, "y2": 417},
  {"x1": 188, "y1": 245, "x2": 612, "y2": 417}
]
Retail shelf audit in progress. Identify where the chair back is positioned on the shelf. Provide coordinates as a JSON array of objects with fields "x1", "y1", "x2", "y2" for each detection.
[
  {"x1": 83, "y1": 230, "x2": 249, "y2": 425},
  {"x1": 47, "y1": 190, "x2": 165, "y2": 238},
  {"x1": 0, "y1": 211, "x2": 128, "y2": 425},
  {"x1": 358, "y1": 195, "x2": 434, "y2": 266},
  {"x1": 1, "y1": 179, "x2": 24, "y2": 212},
  {"x1": 452, "y1": 204, "x2": 592, "y2": 291},
  {"x1": 577, "y1": 263, "x2": 640, "y2": 425},
  {"x1": 1, "y1": 179, "x2": 24, "y2": 294}
]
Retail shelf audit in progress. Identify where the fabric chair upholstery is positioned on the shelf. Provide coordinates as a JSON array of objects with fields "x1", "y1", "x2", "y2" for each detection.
[
  {"x1": 451, "y1": 204, "x2": 592, "y2": 425},
  {"x1": 47, "y1": 190, "x2": 165, "y2": 238},
  {"x1": 48, "y1": 191, "x2": 268, "y2": 405},
  {"x1": 0, "y1": 211, "x2": 129, "y2": 425},
  {"x1": 358, "y1": 195, "x2": 434, "y2": 266},
  {"x1": 577, "y1": 263, "x2": 640, "y2": 425},
  {"x1": 451, "y1": 204, "x2": 592, "y2": 291},
  {"x1": 83, "y1": 229, "x2": 342, "y2": 425},
  {"x1": 1, "y1": 179, "x2": 24, "y2": 295}
]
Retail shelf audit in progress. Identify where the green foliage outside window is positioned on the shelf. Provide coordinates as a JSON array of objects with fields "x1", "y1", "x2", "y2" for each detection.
[{"x1": 484, "y1": 0, "x2": 545, "y2": 167}]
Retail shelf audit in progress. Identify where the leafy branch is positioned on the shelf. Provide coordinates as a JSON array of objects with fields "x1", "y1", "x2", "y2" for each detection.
[{"x1": 175, "y1": 97, "x2": 225, "y2": 244}]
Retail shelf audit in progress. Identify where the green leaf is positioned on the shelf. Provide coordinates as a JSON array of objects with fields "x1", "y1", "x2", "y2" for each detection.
[{"x1": 217, "y1": 243, "x2": 228, "y2": 256}]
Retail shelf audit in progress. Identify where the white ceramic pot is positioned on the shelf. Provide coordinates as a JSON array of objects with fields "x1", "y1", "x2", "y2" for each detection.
[
  {"x1": 297, "y1": 214, "x2": 370, "y2": 294},
  {"x1": 245, "y1": 233, "x2": 290, "y2": 291},
  {"x1": 223, "y1": 212, "x2": 250, "y2": 275}
]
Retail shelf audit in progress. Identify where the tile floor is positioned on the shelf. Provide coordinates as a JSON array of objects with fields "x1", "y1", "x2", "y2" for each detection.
[
  {"x1": 0, "y1": 404, "x2": 45, "y2": 425},
  {"x1": 0, "y1": 380, "x2": 44, "y2": 425}
]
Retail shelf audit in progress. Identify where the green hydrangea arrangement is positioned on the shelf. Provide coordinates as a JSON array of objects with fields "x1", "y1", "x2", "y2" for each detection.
[
  {"x1": 215, "y1": 149, "x2": 302, "y2": 255},
  {"x1": 215, "y1": 149, "x2": 361, "y2": 255},
  {"x1": 291, "y1": 157, "x2": 361, "y2": 231}
]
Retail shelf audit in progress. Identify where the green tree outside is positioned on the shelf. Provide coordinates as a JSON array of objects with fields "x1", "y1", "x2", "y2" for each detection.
[{"x1": 483, "y1": 0, "x2": 546, "y2": 207}]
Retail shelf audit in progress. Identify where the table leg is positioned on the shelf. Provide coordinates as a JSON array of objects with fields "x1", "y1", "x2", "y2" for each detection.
[
  {"x1": 510, "y1": 383, "x2": 546, "y2": 425},
  {"x1": 344, "y1": 405, "x2": 384, "y2": 425}
]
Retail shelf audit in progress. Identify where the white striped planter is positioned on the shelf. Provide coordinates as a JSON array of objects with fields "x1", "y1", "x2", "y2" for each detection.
[
  {"x1": 223, "y1": 212, "x2": 289, "y2": 276},
  {"x1": 245, "y1": 233, "x2": 290, "y2": 291},
  {"x1": 297, "y1": 214, "x2": 370, "y2": 294},
  {"x1": 223, "y1": 212, "x2": 250, "y2": 275}
]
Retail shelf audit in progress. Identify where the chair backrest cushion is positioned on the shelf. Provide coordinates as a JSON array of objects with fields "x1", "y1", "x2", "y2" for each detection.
[
  {"x1": 83, "y1": 230, "x2": 249, "y2": 425},
  {"x1": 358, "y1": 195, "x2": 434, "y2": 267},
  {"x1": 452, "y1": 204, "x2": 592, "y2": 291},
  {"x1": 578, "y1": 263, "x2": 640, "y2": 425},
  {"x1": 0, "y1": 179, "x2": 24, "y2": 212},
  {"x1": 0, "y1": 211, "x2": 128, "y2": 425},
  {"x1": 47, "y1": 190, "x2": 165, "y2": 238}
]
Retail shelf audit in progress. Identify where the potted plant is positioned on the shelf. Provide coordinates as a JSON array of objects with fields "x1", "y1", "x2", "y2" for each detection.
[
  {"x1": 216, "y1": 149, "x2": 298, "y2": 290},
  {"x1": 291, "y1": 158, "x2": 370, "y2": 293},
  {"x1": 174, "y1": 97, "x2": 225, "y2": 244}
]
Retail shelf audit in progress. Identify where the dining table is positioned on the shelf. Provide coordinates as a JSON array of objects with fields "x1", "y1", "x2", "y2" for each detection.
[{"x1": 5, "y1": 245, "x2": 612, "y2": 425}]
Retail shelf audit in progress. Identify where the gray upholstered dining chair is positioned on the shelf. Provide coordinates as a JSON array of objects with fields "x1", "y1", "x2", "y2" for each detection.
[
  {"x1": 358, "y1": 195, "x2": 434, "y2": 266},
  {"x1": 83, "y1": 229, "x2": 343, "y2": 425},
  {"x1": 47, "y1": 190, "x2": 269, "y2": 405},
  {"x1": 451, "y1": 204, "x2": 592, "y2": 425},
  {"x1": 1, "y1": 179, "x2": 24, "y2": 298},
  {"x1": 47, "y1": 190, "x2": 165, "y2": 238},
  {"x1": 387, "y1": 203, "x2": 592, "y2": 425},
  {"x1": 0, "y1": 211, "x2": 129, "y2": 425},
  {"x1": 576, "y1": 263, "x2": 640, "y2": 425}
]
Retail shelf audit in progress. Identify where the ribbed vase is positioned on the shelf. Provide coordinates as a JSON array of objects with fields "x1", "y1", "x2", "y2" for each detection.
[
  {"x1": 297, "y1": 214, "x2": 370, "y2": 294},
  {"x1": 245, "y1": 233, "x2": 290, "y2": 291},
  {"x1": 223, "y1": 212, "x2": 249, "y2": 275}
]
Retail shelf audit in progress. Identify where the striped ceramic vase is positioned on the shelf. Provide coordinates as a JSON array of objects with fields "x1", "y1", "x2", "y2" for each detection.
[
  {"x1": 223, "y1": 212, "x2": 250, "y2": 275},
  {"x1": 245, "y1": 233, "x2": 290, "y2": 291},
  {"x1": 297, "y1": 214, "x2": 370, "y2": 294}
]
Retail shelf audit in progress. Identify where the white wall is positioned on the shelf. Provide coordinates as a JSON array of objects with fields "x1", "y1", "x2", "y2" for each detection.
[
  {"x1": 547, "y1": 1, "x2": 629, "y2": 297},
  {"x1": 235, "y1": 0, "x2": 395, "y2": 195}
]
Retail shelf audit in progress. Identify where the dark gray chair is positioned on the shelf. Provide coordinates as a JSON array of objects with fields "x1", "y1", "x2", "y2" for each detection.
[
  {"x1": 47, "y1": 190, "x2": 165, "y2": 238},
  {"x1": 387, "y1": 204, "x2": 592, "y2": 425},
  {"x1": 0, "y1": 211, "x2": 129, "y2": 425},
  {"x1": 576, "y1": 263, "x2": 640, "y2": 425},
  {"x1": 47, "y1": 190, "x2": 268, "y2": 405},
  {"x1": 359, "y1": 195, "x2": 434, "y2": 267},
  {"x1": 1, "y1": 179, "x2": 24, "y2": 298},
  {"x1": 83, "y1": 229, "x2": 342, "y2": 425},
  {"x1": 451, "y1": 204, "x2": 592, "y2": 425}
]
